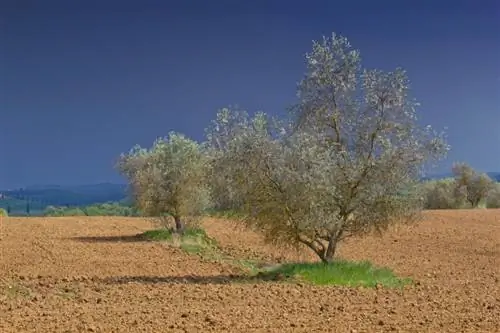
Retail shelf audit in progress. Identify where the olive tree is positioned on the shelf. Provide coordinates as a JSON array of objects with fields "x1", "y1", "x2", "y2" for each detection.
[
  {"x1": 486, "y1": 182, "x2": 500, "y2": 208},
  {"x1": 421, "y1": 178, "x2": 467, "y2": 209},
  {"x1": 212, "y1": 33, "x2": 449, "y2": 263},
  {"x1": 205, "y1": 107, "x2": 251, "y2": 211},
  {"x1": 452, "y1": 163, "x2": 494, "y2": 208},
  {"x1": 117, "y1": 132, "x2": 209, "y2": 233}
]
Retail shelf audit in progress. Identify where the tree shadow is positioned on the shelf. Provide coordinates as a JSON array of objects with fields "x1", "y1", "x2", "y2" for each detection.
[
  {"x1": 99, "y1": 272, "x2": 285, "y2": 285},
  {"x1": 70, "y1": 234, "x2": 150, "y2": 243}
]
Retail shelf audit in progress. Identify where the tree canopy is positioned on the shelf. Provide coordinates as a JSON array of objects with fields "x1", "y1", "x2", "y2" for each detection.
[{"x1": 119, "y1": 33, "x2": 449, "y2": 262}]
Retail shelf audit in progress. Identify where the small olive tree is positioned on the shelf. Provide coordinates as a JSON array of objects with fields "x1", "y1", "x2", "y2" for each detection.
[
  {"x1": 486, "y1": 183, "x2": 500, "y2": 208},
  {"x1": 211, "y1": 33, "x2": 448, "y2": 263},
  {"x1": 117, "y1": 132, "x2": 209, "y2": 233},
  {"x1": 421, "y1": 178, "x2": 467, "y2": 209},
  {"x1": 452, "y1": 163, "x2": 494, "y2": 208}
]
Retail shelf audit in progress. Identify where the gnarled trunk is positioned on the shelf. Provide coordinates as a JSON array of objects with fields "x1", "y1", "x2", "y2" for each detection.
[
  {"x1": 321, "y1": 237, "x2": 338, "y2": 263},
  {"x1": 173, "y1": 216, "x2": 185, "y2": 234},
  {"x1": 299, "y1": 234, "x2": 340, "y2": 264}
]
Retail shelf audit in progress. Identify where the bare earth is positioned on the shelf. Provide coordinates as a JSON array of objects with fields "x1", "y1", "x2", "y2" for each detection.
[{"x1": 0, "y1": 210, "x2": 499, "y2": 333}]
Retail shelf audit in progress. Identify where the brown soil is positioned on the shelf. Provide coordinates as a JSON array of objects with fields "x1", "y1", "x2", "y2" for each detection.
[{"x1": 0, "y1": 210, "x2": 499, "y2": 333}]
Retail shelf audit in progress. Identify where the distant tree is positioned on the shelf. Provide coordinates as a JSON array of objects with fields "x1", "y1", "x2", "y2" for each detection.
[
  {"x1": 43, "y1": 205, "x2": 65, "y2": 216},
  {"x1": 486, "y1": 183, "x2": 500, "y2": 208},
  {"x1": 421, "y1": 178, "x2": 466, "y2": 209},
  {"x1": 452, "y1": 163, "x2": 494, "y2": 208},
  {"x1": 117, "y1": 132, "x2": 209, "y2": 233},
  {"x1": 6, "y1": 205, "x2": 11, "y2": 215},
  {"x1": 210, "y1": 33, "x2": 449, "y2": 263}
]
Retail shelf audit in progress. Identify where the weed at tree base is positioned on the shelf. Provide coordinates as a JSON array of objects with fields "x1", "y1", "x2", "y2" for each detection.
[{"x1": 255, "y1": 260, "x2": 412, "y2": 288}]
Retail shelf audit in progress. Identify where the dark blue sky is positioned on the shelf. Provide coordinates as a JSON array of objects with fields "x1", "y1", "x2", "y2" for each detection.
[{"x1": 1, "y1": 0, "x2": 499, "y2": 188}]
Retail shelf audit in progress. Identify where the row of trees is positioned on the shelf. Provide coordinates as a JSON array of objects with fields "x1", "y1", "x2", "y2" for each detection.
[
  {"x1": 117, "y1": 33, "x2": 450, "y2": 263},
  {"x1": 422, "y1": 164, "x2": 500, "y2": 209},
  {"x1": 43, "y1": 202, "x2": 139, "y2": 217}
]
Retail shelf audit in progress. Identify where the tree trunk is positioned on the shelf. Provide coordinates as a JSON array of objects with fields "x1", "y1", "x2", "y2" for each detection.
[
  {"x1": 470, "y1": 198, "x2": 479, "y2": 208},
  {"x1": 173, "y1": 216, "x2": 185, "y2": 234},
  {"x1": 321, "y1": 237, "x2": 338, "y2": 263}
]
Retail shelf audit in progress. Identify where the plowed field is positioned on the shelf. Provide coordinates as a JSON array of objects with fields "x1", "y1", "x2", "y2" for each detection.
[{"x1": 1, "y1": 210, "x2": 499, "y2": 332}]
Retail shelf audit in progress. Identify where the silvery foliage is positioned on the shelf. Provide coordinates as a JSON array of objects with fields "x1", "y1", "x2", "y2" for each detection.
[
  {"x1": 118, "y1": 132, "x2": 209, "y2": 228},
  {"x1": 420, "y1": 178, "x2": 467, "y2": 209},
  {"x1": 486, "y1": 182, "x2": 500, "y2": 208},
  {"x1": 452, "y1": 163, "x2": 495, "y2": 208},
  {"x1": 205, "y1": 107, "x2": 267, "y2": 211},
  {"x1": 212, "y1": 33, "x2": 449, "y2": 262}
]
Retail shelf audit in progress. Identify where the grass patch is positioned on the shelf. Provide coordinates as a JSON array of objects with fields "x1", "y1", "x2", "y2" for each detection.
[
  {"x1": 140, "y1": 228, "x2": 410, "y2": 289},
  {"x1": 257, "y1": 260, "x2": 412, "y2": 288},
  {"x1": 139, "y1": 227, "x2": 259, "y2": 270},
  {"x1": 0, "y1": 282, "x2": 32, "y2": 299},
  {"x1": 140, "y1": 227, "x2": 218, "y2": 256},
  {"x1": 205, "y1": 209, "x2": 245, "y2": 219},
  {"x1": 234, "y1": 259, "x2": 263, "y2": 274},
  {"x1": 140, "y1": 229, "x2": 174, "y2": 241},
  {"x1": 179, "y1": 228, "x2": 219, "y2": 255},
  {"x1": 56, "y1": 289, "x2": 77, "y2": 299}
]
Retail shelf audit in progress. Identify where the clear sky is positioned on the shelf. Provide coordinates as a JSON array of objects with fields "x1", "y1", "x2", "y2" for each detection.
[{"x1": 1, "y1": 0, "x2": 499, "y2": 189}]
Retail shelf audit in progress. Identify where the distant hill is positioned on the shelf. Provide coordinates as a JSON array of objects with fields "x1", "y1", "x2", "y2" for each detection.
[
  {"x1": 488, "y1": 172, "x2": 500, "y2": 182},
  {"x1": 0, "y1": 183, "x2": 129, "y2": 209},
  {"x1": 422, "y1": 172, "x2": 500, "y2": 182}
]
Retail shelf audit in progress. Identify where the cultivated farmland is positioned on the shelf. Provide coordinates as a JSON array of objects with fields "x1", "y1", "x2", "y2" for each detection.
[{"x1": 0, "y1": 210, "x2": 499, "y2": 332}]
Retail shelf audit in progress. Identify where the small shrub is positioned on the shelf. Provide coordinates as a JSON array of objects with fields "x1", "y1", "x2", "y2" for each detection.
[{"x1": 0, "y1": 208, "x2": 8, "y2": 217}]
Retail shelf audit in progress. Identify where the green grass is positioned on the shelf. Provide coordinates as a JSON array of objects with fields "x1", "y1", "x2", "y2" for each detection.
[
  {"x1": 0, "y1": 282, "x2": 32, "y2": 299},
  {"x1": 205, "y1": 209, "x2": 245, "y2": 219},
  {"x1": 139, "y1": 227, "x2": 260, "y2": 270},
  {"x1": 257, "y1": 260, "x2": 412, "y2": 288},
  {"x1": 140, "y1": 229, "x2": 174, "y2": 241},
  {"x1": 140, "y1": 227, "x2": 218, "y2": 255},
  {"x1": 140, "y1": 228, "x2": 411, "y2": 289}
]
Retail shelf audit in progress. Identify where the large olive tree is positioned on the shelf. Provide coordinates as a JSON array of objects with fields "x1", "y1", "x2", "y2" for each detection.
[
  {"x1": 210, "y1": 33, "x2": 449, "y2": 263},
  {"x1": 117, "y1": 132, "x2": 209, "y2": 233}
]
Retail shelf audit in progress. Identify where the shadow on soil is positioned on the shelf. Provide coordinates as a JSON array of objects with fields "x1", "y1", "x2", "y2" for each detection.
[
  {"x1": 99, "y1": 273, "x2": 283, "y2": 285},
  {"x1": 70, "y1": 234, "x2": 149, "y2": 243}
]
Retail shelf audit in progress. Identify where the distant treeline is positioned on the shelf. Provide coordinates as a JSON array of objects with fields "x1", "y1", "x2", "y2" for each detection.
[
  {"x1": 421, "y1": 177, "x2": 500, "y2": 209},
  {"x1": 1, "y1": 174, "x2": 499, "y2": 217},
  {"x1": 0, "y1": 183, "x2": 129, "y2": 216},
  {"x1": 43, "y1": 202, "x2": 140, "y2": 217},
  {"x1": 1, "y1": 183, "x2": 127, "y2": 206}
]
